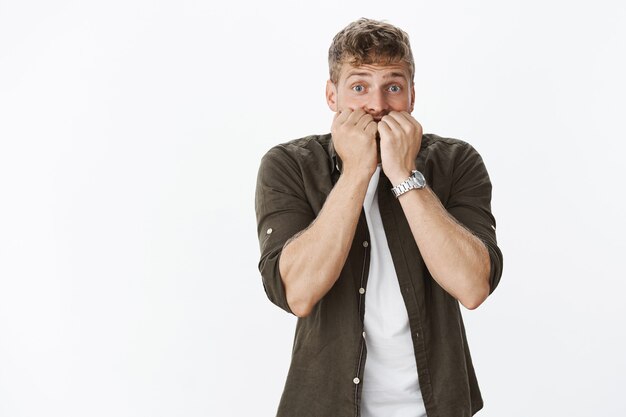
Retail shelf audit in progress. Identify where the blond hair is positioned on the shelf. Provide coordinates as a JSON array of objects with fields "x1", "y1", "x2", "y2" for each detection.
[{"x1": 328, "y1": 18, "x2": 415, "y2": 84}]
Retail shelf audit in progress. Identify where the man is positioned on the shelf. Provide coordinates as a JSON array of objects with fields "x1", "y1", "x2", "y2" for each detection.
[{"x1": 255, "y1": 18, "x2": 503, "y2": 417}]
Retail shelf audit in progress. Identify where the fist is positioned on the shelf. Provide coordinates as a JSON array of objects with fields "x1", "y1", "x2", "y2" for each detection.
[
  {"x1": 331, "y1": 108, "x2": 379, "y2": 176},
  {"x1": 377, "y1": 111, "x2": 423, "y2": 184}
]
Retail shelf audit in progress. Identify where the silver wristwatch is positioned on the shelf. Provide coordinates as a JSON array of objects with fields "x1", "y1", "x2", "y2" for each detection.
[{"x1": 391, "y1": 170, "x2": 426, "y2": 198}]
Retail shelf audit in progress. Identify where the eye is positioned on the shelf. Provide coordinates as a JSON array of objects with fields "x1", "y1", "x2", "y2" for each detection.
[
  {"x1": 388, "y1": 85, "x2": 401, "y2": 93},
  {"x1": 352, "y1": 85, "x2": 365, "y2": 93}
]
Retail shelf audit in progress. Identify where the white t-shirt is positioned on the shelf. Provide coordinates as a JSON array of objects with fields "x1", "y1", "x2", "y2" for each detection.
[{"x1": 361, "y1": 166, "x2": 427, "y2": 417}]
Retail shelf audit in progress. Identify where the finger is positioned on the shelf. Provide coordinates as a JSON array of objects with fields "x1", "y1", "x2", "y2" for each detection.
[
  {"x1": 387, "y1": 112, "x2": 417, "y2": 137},
  {"x1": 377, "y1": 120, "x2": 392, "y2": 137},
  {"x1": 397, "y1": 111, "x2": 422, "y2": 132},
  {"x1": 391, "y1": 111, "x2": 415, "y2": 131},
  {"x1": 413, "y1": 117, "x2": 423, "y2": 135},
  {"x1": 346, "y1": 108, "x2": 366, "y2": 125},
  {"x1": 334, "y1": 108, "x2": 350, "y2": 124},
  {"x1": 355, "y1": 112, "x2": 374, "y2": 130},
  {"x1": 381, "y1": 114, "x2": 403, "y2": 133},
  {"x1": 364, "y1": 120, "x2": 378, "y2": 137}
]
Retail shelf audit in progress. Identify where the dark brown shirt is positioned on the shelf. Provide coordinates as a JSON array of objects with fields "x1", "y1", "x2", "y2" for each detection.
[{"x1": 255, "y1": 133, "x2": 503, "y2": 417}]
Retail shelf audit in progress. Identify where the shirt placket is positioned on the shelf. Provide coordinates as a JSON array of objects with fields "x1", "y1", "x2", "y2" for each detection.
[{"x1": 352, "y1": 210, "x2": 370, "y2": 417}]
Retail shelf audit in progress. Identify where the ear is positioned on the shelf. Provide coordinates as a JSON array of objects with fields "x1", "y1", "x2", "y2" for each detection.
[
  {"x1": 325, "y1": 80, "x2": 338, "y2": 112},
  {"x1": 409, "y1": 83, "x2": 416, "y2": 113}
]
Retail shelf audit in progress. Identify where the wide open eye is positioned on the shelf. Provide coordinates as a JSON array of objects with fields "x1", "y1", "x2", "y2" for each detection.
[
  {"x1": 388, "y1": 85, "x2": 401, "y2": 93},
  {"x1": 352, "y1": 85, "x2": 365, "y2": 93}
]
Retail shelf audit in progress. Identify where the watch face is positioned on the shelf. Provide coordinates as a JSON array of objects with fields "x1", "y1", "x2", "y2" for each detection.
[{"x1": 411, "y1": 170, "x2": 426, "y2": 187}]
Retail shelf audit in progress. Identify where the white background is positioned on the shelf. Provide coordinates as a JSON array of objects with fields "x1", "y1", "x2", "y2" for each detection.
[{"x1": 1, "y1": 0, "x2": 625, "y2": 416}]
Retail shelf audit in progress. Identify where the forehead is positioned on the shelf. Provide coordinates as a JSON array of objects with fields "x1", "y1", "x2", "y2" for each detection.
[{"x1": 337, "y1": 61, "x2": 411, "y2": 83}]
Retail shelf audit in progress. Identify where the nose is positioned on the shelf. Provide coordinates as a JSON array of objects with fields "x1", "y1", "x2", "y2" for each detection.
[{"x1": 365, "y1": 89, "x2": 389, "y2": 119}]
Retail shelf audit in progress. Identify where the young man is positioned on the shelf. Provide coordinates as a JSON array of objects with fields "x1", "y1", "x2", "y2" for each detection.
[{"x1": 255, "y1": 18, "x2": 503, "y2": 417}]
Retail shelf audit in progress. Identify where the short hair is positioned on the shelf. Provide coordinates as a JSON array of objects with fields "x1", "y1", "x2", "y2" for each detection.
[{"x1": 328, "y1": 18, "x2": 415, "y2": 84}]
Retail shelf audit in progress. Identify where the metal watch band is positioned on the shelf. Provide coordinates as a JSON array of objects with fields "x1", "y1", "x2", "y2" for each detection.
[{"x1": 391, "y1": 170, "x2": 426, "y2": 198}]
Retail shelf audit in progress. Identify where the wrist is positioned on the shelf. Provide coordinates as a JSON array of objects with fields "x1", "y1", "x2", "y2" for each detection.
[
  {"x1": 388, "y1": 166, "x2": 416, "y2": 186},
  {"x1": 340, "y1": 166, "x2": 375, "y2": 186},
  {"x1": 342, "y1": 160, "x2": 377, "y2": 178}
]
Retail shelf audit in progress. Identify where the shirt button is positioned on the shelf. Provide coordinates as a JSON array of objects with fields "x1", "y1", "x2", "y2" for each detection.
[
  {"x1": 266, "y1": 228, "x2": 273, "y2": 235},
  {"x1": 358, "y1": 287, "x2": 365, "y2": 294},
  {"x1": 353, "y1": 377, "x2": 360, "y2": 385},
  {"x1": 362, "y1": 331, "x2": 366, "y2": 338},
  {"x1": 416, "y1": 332, "x2": 419, "y2": 338},
  {"x1": 362, "y1": 240, "x2": 369, "y2": 247}
]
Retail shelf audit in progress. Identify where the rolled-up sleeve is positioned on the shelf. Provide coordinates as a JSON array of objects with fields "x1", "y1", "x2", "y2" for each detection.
[
  {"x1": 445, "y1": 143, "x2": 504, "y2": 294},
  {"x1": 255, "y1": 146, "x2": 316, "y2": 314}
]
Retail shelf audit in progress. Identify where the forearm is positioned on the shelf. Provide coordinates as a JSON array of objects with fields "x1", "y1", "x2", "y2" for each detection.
[
  {"x1": 397, "y1": 186, "x2": 491, "y2": 309},
  {"x1": 279, "y1": 170, "x2": 371, "y2": 317}
]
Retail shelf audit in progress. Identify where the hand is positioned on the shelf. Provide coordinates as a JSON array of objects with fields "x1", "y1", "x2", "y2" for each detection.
[
  {"x1": 378, "y1": 111, "x2": 423, "y2": 185},
  {"x1": 331, "y1": 108, "x2": 378, "y2": 177}
]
